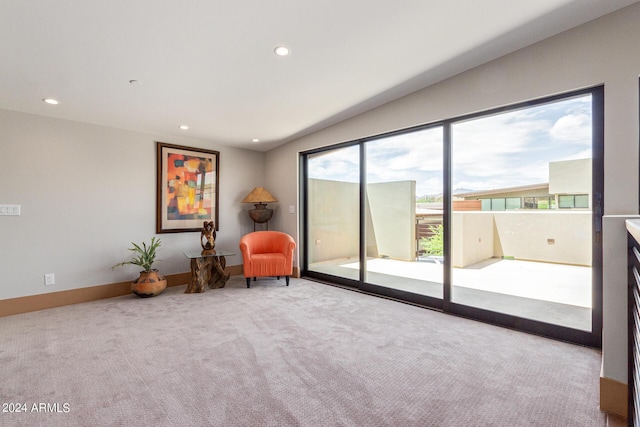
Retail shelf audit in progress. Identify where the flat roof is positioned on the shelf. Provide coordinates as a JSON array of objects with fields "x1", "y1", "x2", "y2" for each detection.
[{"x1": 454, "y1": 183, "x2": 549, "y2": 198}]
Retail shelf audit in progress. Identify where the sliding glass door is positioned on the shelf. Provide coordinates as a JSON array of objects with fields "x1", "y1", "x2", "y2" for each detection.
[
  {"x1": 306, "y1": 144, "x2": 360, "y2": 283},
  {"x1": 303, "y1": 126, "x2": 444, "y2": 307},
  {"x1": 301, "y1": 87, "x2": 603, "y2": 347},
  {"x1": 363, "y1": 127, "x2": 443, "y2": 301},
  {"x1": 450, "y1": 94, "x2": 598, "y2": 338}
]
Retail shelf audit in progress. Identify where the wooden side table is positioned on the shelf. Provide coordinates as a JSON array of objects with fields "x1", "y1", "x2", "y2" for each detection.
[{"x1": 183, "y1": 249, "x2": 235, "y2": 293}]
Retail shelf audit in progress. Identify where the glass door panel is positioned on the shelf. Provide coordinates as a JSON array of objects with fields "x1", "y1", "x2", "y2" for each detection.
[
  {"x1": 364, "y1": 127, "x2": 444, "y2": 299},
  {"x1": 450, "y1": 95, "x2": 593, "y2": 331},
  {"x1": 306, "y1": 145, "x2": 360, "y2": 281}
]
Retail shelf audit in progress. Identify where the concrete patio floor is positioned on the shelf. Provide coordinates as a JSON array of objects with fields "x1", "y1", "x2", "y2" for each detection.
[{"x1": 309, "y1": 257, "x2": 592, "y2": 331}]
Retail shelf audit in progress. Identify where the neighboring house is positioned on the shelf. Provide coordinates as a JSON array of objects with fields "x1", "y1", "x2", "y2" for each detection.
[{"x1": 455, "y1": 159, "x2": 591, "y2": 211}]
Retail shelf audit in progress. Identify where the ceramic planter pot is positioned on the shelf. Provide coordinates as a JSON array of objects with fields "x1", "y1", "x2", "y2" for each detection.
[{"x1": 131, "y1": 270, "x2": 167, "y2": 298}]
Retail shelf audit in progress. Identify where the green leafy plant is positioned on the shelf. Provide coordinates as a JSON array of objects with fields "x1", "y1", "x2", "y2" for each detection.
[
  {"x1": 112, "y1": 237, "x2": 162, "y2": 272},
  {"x1": 420, "y1": 224, "x2": 443, "y2": 256}
]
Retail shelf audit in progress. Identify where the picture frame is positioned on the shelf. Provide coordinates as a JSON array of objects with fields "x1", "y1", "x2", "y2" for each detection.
[{"x1": 156, "y1": 142, "x2": 220, "y2": 233}]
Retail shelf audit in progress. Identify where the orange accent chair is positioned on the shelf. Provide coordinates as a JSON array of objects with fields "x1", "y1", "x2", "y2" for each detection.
[{"x1": 239, "y1": 231, "x2": 296, "y2": 288}]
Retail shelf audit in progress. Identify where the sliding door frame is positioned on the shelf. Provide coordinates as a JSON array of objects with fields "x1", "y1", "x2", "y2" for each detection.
[
  {"x1": 443, "y1": 86, "x2": 603, "y2": 348},
  {"x1": 300, "y1": 140, "x2": 362, "y2": 289},
  {"x1": 300, "y1": 86, "x2": 604, "y2": 348}
]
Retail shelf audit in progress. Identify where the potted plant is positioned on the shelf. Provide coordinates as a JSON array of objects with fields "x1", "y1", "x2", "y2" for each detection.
[{"x1": 112, "y1": 236, "x2": 167, "y2": 297}]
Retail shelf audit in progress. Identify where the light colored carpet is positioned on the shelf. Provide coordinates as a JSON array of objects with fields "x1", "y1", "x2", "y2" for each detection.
[{"x1": 0, "y1": 276, "x2": 604, "y2": 426}]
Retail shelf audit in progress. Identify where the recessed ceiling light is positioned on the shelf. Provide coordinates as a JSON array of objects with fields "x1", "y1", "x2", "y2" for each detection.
[
  {"x1": 179, "y1": 125, "x2": 189, "y2": 130},
  {"x1": 43, "y1": 98, "x2": 59, "y2": 105},
  {"x1": 252, "y1": 138, "x2": 260, "y2": 143},
  {"x1": 274, "y1": 46, "x2": 289, "y2": 56}
]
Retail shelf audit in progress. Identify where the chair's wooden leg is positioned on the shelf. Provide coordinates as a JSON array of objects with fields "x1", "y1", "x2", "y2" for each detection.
[
  {"x1": 277, "y1": 276, "x2": 280, "y2": 280},
  {"x1": 246, "y1": 278, "x2": 251, "y2": 288},
  {"x1": 253, "y1": 277, "x2": 256, "y2": 281},
  {"x1": 286, "y1": 276, "x2": 289, "y2": 286}
]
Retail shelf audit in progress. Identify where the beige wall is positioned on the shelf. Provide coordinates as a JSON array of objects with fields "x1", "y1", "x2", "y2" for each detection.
[
  {"x1": 366, "y1": 181, "x2": 415, "y2": 261},
  {"x1": 265, "y1": 4, "x2": 640, "y2": 388},
  {"x1": 493, "y1": 211, "x2": 592, "y2": 266},
  {"x1": 307, "y1": 179, "x2": 359, "y2": 263},
  {"x1": 0, "y1": 109, "x2": 265, "y2": 301},
  {"x1": 549, "y1": 158, "x2": 592, "y2": 197},
  {"x1": 308, "y1": 179, "x2": 415, "y2": 263},
  {"x1": 451, "y1": 213, "x2": 494, "y2": 268},
  {"x1": 451, "y1": 211, "x2": 591, "y2": 268}
]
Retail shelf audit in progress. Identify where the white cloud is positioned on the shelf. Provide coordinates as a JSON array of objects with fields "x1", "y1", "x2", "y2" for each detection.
[
  {"x1": 550, "y1": 113, "x2": 591, "y2": 144},
  {"x1": 451, "y1": 98, "x2": 592, "y2": 189},
  {"x1": 308, "y1": 145, "x2": 360, "y2": 182},
  {"x1": 307, "y1": 95, "x2": 593, "y2": 195},
  {"x1": 452, "y1": 110, "x2": 549, "y2": 179}
]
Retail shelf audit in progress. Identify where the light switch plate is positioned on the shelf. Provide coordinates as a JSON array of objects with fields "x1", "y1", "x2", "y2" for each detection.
[{"x1": 0, "y1": 204, "x2": 20, "y2": 216}]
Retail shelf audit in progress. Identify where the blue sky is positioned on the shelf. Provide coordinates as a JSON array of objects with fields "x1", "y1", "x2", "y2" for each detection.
[{"x1": 308, "y1": 95, "x2": 592, "y2": 196}]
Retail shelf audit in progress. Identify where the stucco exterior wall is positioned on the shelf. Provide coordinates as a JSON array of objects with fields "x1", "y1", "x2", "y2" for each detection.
[{"x1": 493, "y1": 211, "x2": 591, "y2": 266}]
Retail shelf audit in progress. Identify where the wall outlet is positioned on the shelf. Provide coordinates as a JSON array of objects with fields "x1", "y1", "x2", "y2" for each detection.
[
  {"x1": 44, "y1": 273, "x2": 55, "y2": 286},
  {"x1": 289, "y1": 205, "x2": 295, "y2": 214}
]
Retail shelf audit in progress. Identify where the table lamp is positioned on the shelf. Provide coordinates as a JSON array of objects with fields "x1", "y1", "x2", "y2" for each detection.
[{"x1": 242, "y1": 187, "x2": 277, "y2": 229}]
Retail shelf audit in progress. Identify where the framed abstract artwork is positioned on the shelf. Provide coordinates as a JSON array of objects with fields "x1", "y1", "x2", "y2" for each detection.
[{"x1": 156, "y1": 142, "x2": 220, "y2": 233}]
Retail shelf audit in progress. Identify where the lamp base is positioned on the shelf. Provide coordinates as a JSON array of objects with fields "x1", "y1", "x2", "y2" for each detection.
[{"x1": 248, "y1": 203, "x2": 274, "y2": 224}]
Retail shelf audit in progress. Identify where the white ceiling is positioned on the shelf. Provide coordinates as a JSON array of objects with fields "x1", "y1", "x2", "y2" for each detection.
[{"x1": 1, "y1": 0, "x2": 638, "y2": 151}]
